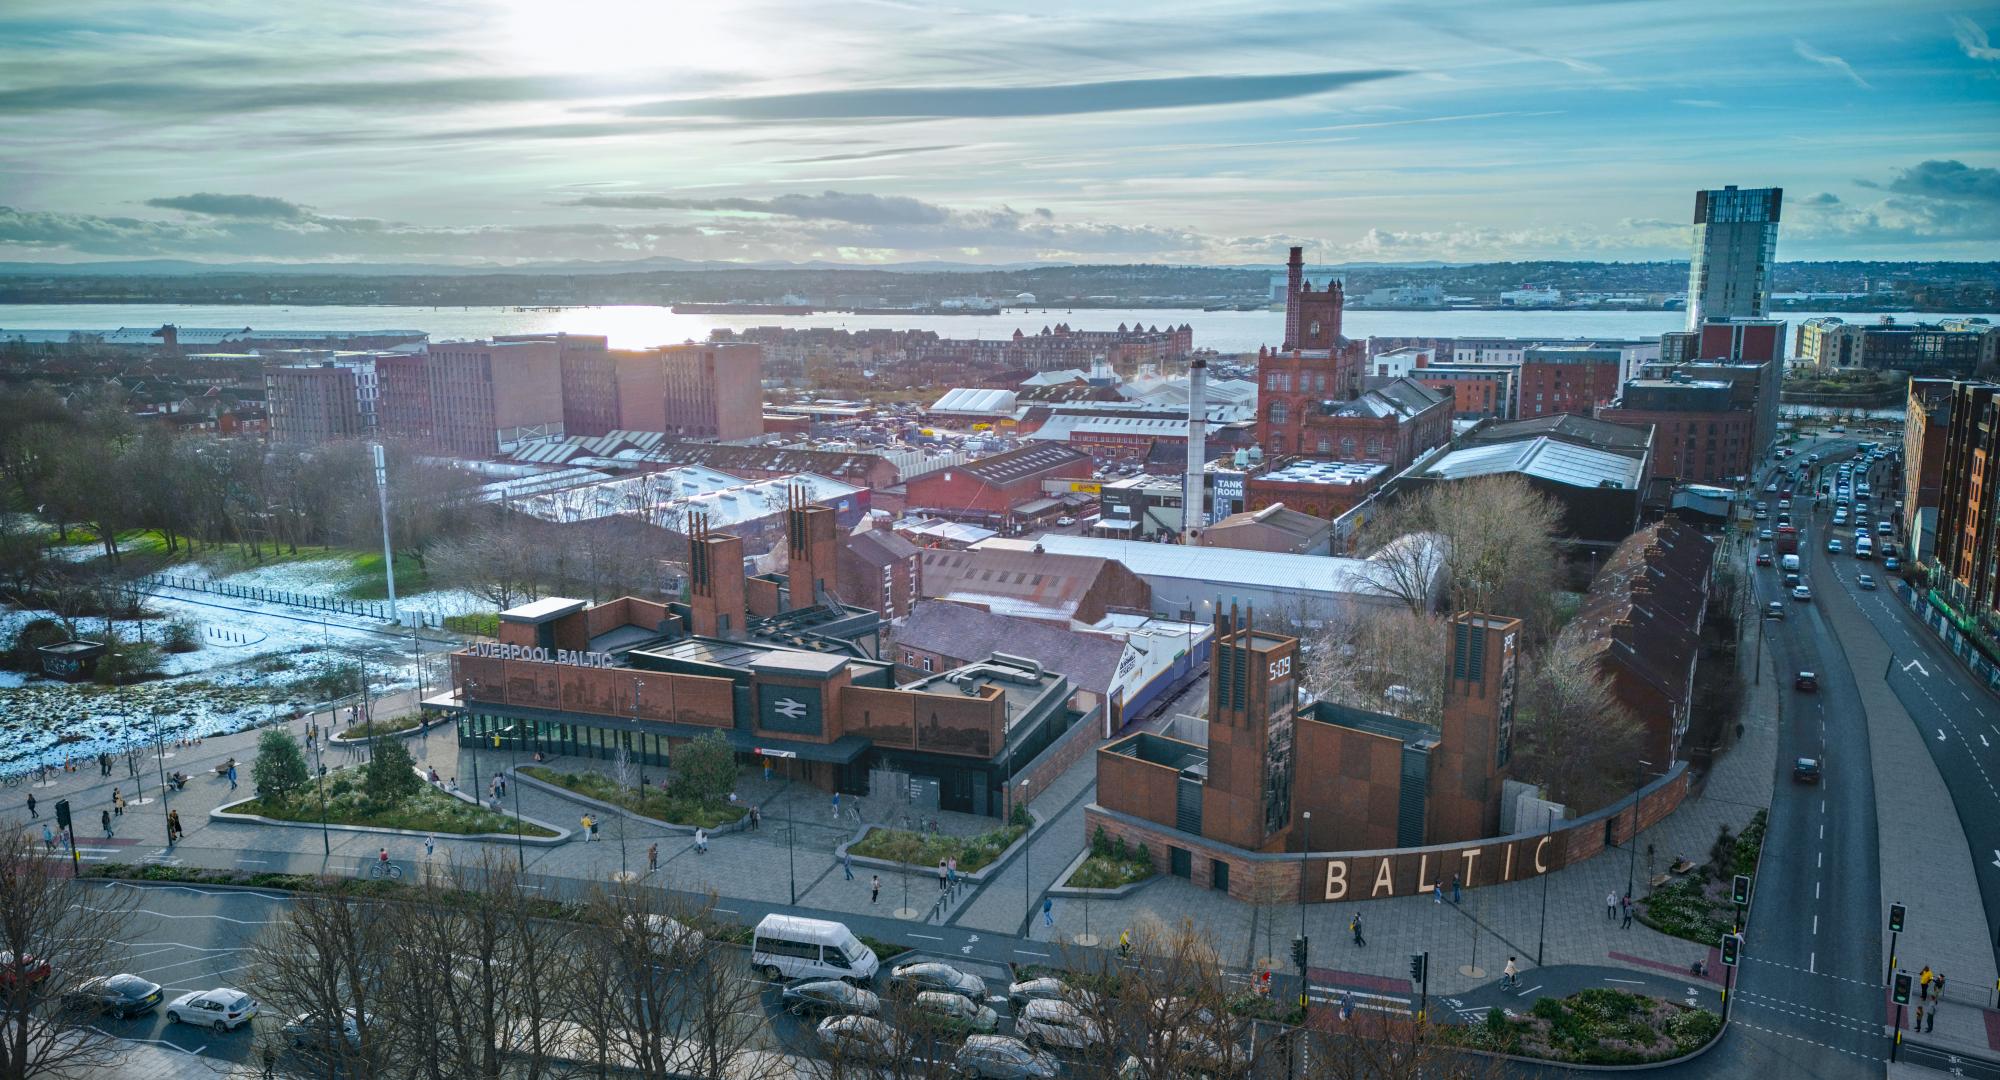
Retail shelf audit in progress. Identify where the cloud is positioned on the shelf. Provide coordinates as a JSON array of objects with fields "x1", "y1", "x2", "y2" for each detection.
[
  {"x1": 1882, "y1": 159, "x2": 2000, "y2": 204},
  {"x1": 144, "y1": 193, "x2": 310, "y2": 220},
  {"x1": 1951, "y1": 15, "x2": 2000, "y2": 61},
  {"x1": 0, "y1": 72, "x2": 716, "y2": 117},
  {"x1": 566, "y1": 191, "x2": 955, "y2": 226},
  {"x1": 1672, "y1": 98, "x2": 1724, "y2": 108},
  {"x1": 623, "y1": 70, "x2": 1402, "y2": 121},
  {"x1": 1792, "y1": 39, "x2": 1872, "y2": 89},
  {"x1": 774, "y1": 144, "x2": 962, "y2": 164},
  {"x1": 1801, "y1": 192, "x2": 1841, "y2": 206}
]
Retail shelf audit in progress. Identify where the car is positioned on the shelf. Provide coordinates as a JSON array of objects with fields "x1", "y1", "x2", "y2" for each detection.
[
  {"x1": 1793, "y1": 585, "x2": 1813, "y2": 601},
  {"x1": 815, "y1": 1014, "x2": 901, "y2": 1064},
  {"x1": 1167, "y1": 1028, "x2": 1251, "y2": 1075},
  {"x1": 1755, "y1": 551, "x2": 1773, "y2": 567},
  {"x1": 1827, "y1": 538, "x2": 1842, "y2": 553},
  {"x1": 782, "y1": 979, "x2": 880, "y2": 1019},
  {"x1": 66, "y1": 973, "x2": 162, "y2": 1018},
  {"x1": 1015, "y1": 998, "x2": 1105, "y2": 1050},
  {"x1": 954, "y1": 1035, "x2": 1061, "y2": 1079},
  {"x1": 1793, "y1": 757, "x2": 1822, "y2": 784},
  {"x1": 910, "y1": 990, "x2": 999, "y2": 1033},
  {"x1": 1758, "y1": 528, "x2": 1774, "y2": 541},
  {"x1": 1795, "y1": 671, "x2": 1818, "y2": 692},
  {"x1": 1754, "y1": 509, "x2": 1768, "y2": 520},
  {"x1": 1055, "y1": 516, "x2": 1076, "y2": 527},
  {"x1": 1878, "y1": 521, "x2": 1893, "y2": 536},
  {"x1": 1008, "y1": 976, "x2": 1086, "y2": 1008},
  {"x1": 1764, "y1": 601, "x2": 1786, "y2": 620},
  {"x1": 1858, "y1": 574, "x2": 1877, "y2": 590},
  {"x1": 1884, "y1": 556, "x2": 1900, "y2": 571},
  {"x1": 283, "y1": 1009, "x2": 369, "y2": 1051},
  {"x1": 167, "y1": 988, "x2": 257, "y2": 1032},
  {"x1": 0, "y1": 952, "x2": 52, "y2": 991},
  {"x1": 1784, "y1": 572, "x2": 1801, "y2": 587},
  {"x1": 625, "y1": 913, "x2": 704, "y2": 958},
  {"x1": 889, "y1": 962, "x2": 986, "y2": 1001}
]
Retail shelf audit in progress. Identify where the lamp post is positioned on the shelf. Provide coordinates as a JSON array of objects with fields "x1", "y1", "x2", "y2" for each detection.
[
  {"x1": 151, "y1": 709, "x2": 171, "y2": 843},
  {"x1": 316, "y1": 761, "x2": 330, "y2": 857},
  {"x1": 1536, "y1": 804, "x2": 1554, "y2": 965},
  {"x1": 1019, "y1": 779, "x2": 1032, "y2": 934},
  {"x1": 1626, "y1": 758, "x2": 1654, "y2": 898},
  {"x1": 1298, "y1": 811, "x2": 1311, "y2": 941}
]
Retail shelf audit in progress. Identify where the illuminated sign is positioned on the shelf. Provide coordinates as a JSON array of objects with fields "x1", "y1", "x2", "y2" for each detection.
[
  {"x1": 469, "y1": 642, "x2": 615, "y2": 668},
  {"x1": 1069, "y1": 481, "x2": 1102, "y2": 495}
]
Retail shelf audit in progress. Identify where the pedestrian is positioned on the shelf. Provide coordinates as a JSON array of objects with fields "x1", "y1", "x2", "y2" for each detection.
[
  {"x1": 751, "y1": 805, "x2": 761, "y2": 830},
  {"x1": 1351, "y1": 913, "x2": 1365, "y2": 947},
  {"x1": 1620, "y1": 894, "x2": 1633, "y2": 930},
  {"x1": 589, "y1": 816, "x2": 599, "y2": 841},
  {"x1": 101, "y1": 809, "x2": 112, "y2": 838},
  {"x1": 112, "y1": 789, "x2": 124, "y2": 816},
  {"x1": 167, "y1": 809, "x2": 182, "y2": 844},
  {"x1": 41, "y1": 824, "x2": 53, "y2": 852},
  {"x1": 1914, "y1": 1004, "x2": 1924, "y2": 1031},
  {"x1": 1042, "y1": 896, "x2": 1054, "y2": 928},
  {"x1": 832, "y1": 791, "x2": 841, "y2": 821},
  {"x1": 843, "y1": 850, "x2": 854, "y2": 881},
  {"x1": 694, "y1": 828, "x2": 708, "y2": 854},
  {"x1": 1451, "y1": 873, "x2": 1462, "y2": 905},
  {"x1": 261, "y1": 1041, "x2": 276, "y2": 1079},
  {"x1": 947, "y1": 855, "x2": 958, "y2": 886},
  {"x1": 1118, "y1": 929, "x2": 1131, "y2": 957},
  {"x1": 581, "y1": 814, "x2": 594, "y2": 841},
  {"x1": 1927, "y1": 1002, "x2": 1937, "y2": 1032},
  {"x1": 938, "y1": 859, "x2": 948, "y2": 892},
  {"x1": 870, "y1": 874, "x2": 881, "y2": 904},
  {"x1": 1433, "y1": 881, "x2": 1443, "y2": 904},
  {"x1": 1502, "y1": 956, "x2": 1518, "y2": 990},
  {"x1": 647, "y1": 843, "x2": 658, "y2": 875},
  {"x1": 1606, "y1": 891, "x2": 1618, "y2": 920},
  {"x1": 763, "y1": 757, "x2": 773, "y2": 783},
  {"x1": 1934, "y1": 972, "x2": 1946, "y2": 1001},
  {"x1": 24, "y1": 793, "x2": 34, "y2": 820},
  {"x1": 424, "y1": 834, "x2": 436, "y2": 859},
  {"x1": 1919, "y1": 965, "x2": 1933, "y2": 1000},
  {"x1": 226, "y1": 764, "x2": 238, "y2": 790}
]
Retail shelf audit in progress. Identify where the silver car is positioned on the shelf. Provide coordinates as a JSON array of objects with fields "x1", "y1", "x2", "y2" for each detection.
[
  {"x1": 1015, "y1": 998, "x2": 1104, "y2": 1050},
  {"x1": 889, "y1": 961, "x2": 985, "y2": 1000},
  {"x1": 954, "y1": 1034, "x2": 1060, "y2": 1078}
]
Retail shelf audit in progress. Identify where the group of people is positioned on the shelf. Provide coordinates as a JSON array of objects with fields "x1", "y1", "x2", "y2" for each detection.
[
  {"x1": 1912, "y1": 965, "x2": 1948, "y2": 1033},
  {"x1": 1605, "y1": 891, "x2": 1636, "y2": 929}
]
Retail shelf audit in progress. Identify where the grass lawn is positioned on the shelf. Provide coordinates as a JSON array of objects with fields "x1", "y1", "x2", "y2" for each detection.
[
  {"x1": 848, "y1": 823, "x2": 1026, "y2": 874},
  {"x1": 343, "y1": 550, "x2": 433, "y2": 599},
  {"x1": 231, "y1": 766, "x2": 558, "y2": 837},
  {"x1": 1062, "y1": 852, "x2": 1155, "y2": 889},
  {"x1": 443, "y1": 611, "x2": 500, "y2": 636},
  {"x1": 518, "y1": 766, "x2": 746, "y2": 830},
  {"x1": 1449, "y1": 989, "x2": 1720, "y2": 1064}
]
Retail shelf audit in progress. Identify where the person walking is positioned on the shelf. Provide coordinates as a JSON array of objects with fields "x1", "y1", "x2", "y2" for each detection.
[
  {"x1": 750, "y1": 805, "x2": 761, "y2": 830},
  {"x1": 831, "y1": 791, "x2": 841, "y2": 821},
  {"x1": 1926, "y1": 1002, "x2": 1937, "y2": 1032},
  {"x1": 1433, "y1": 881, "x2": 1443, "y2": 904},
  {"x1": 424, "y1": 834, "x2": 436, "y2": 859},
  {"x1": 870, "y1": 874, "x2": 881, "y2": 904},
  {"x1": 110, "y1": 788, "x2": 122, "y2": 816},
  {"x1": 1914, "y1": 1003, "x2": 1925, "y2": 1031},
  {"x1": 1451, "y1": 873, "x2": 1462, "y2": 904},
  {"x1": 167, "y1": 810, "x2": 182, "y2": 844},
  {"x1": 1351, "y1": 913, "x2": 1365, "y2": 947},
  {"x1": 694, "y1": 828, "x2": 708, "y2": 854},
  {"x1": 1502, "y1": 956, "x2": 1519, "y2": 990},
  {"x1": 843, "y1": 850, "x2": 854, "y2": 881},
  {"x1": 41, "y1": 824, "x2": 53, "y2": 852},
  {"x1": 1118, "y1": 929, "x2": 1131, "y2": 958},
  {"x1": 100, "y1": 808, "x2": 112, "y2": 838},
  {"x1": 1620, "y1": 894, "x2": 1634, "y2": 930},
  {"x1": 588, "y1": 816, "x2": 599, "y2": 842},
  {"x1": 580, "y1": 815, "x2": 594, "y2": 841},
  {"x1": 647, "y1": 843, "x2": 658, "y2": 875},
  {"x1": 937, "y1": 859, "x2": 949, "y2": 892},
  {"x1": 1933, "y1": 972, "x2": 1946, "y2": 1001},
  {"x1": 1606, "y1": 891, "x2": 1618, "y2": 920},
  {"x1": 1919, "y1": 965, "x2": 1933, "y2": 1000},
  {"x1": 1042, "y1": 896, "x2": 1054, "y2": 929},
  {"x1": 25, "y1": 793, "x2": 35, "y2": 820},
  {"x1": 226, "y1": 763, "x2": 238, "y2": 790},
  {"x1": 947, "y1": 855, "x2": 958, "y2": 890}
]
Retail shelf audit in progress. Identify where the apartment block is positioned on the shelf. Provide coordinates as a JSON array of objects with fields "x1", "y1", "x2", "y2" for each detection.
[{"x1": 422, "y1": 338, "x2": 565, "y2": 457}]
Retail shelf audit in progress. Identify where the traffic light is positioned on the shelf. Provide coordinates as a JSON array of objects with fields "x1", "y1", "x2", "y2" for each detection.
[
  {"x1": 1731, "y1": 874, "x2": 1751, "y2": 906},
  {"x1": 1291, "y1": 935, "x2": 1309, "y2": 972},
  {"x1": 1408, "y1": 953, "x2": 1427, "y2": 983},
  {"x1": 1888, "y1": 902, "x2": 1906, "y2": 934},
  {"x1": 1893, "y1": 972, "x2": 1912, "y2": 1005},
  {"x1": 53, "y1": 799, "x2": 71, "y2": 832},
  {"x1": 1719, "y1": 933, "x2": 1740, "y2": 968}
]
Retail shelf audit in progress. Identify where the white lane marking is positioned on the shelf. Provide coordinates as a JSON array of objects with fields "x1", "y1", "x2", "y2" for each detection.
[
  {"x1": 1604, "y1": 978, "x2": 1645, "y2": 985},
  {"x1": 1904, "y1": 659, "x2": 1929, "y2": 676},
  {"x1": 909, "y1": 933, "x2": 944, "y2": 941},
  {"x1": 712, "y1": 908, "x2": 738, "y2": 914},
  {"x1": 82, "y1": 906, "x2": 278, "y2": 926},
  {"x1": 1810, "y1": 952, "x2": 1816, "y2": 973},
  {"x1": 1812, "y1": 916, "x2": 1818, "y2": 935},
  {"x1": 1819, "y1": 824, "x2": 1824, "y2": 839},
  {"x1": 1983, "y1": 734, "x2": 1991, "y2": 748},
  {"x1": 1815, "y1": 881, "x2": 1820, "y2": 900},
  {"x1": 1014, "y1": 949, "x2": 1050, "y2": 958},
  {"x1": 1991, "y1": 849, "x2": 1999, "y2": 871},
  {"x1": 1817, "y1": 852, "x2": 1823, "y2": 869},
  {"x1": 1516, "y1": 984, "x2": 1543, "y2": 997}
]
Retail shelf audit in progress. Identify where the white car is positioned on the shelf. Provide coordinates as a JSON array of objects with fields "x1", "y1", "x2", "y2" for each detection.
[
  {"x1": 1793, "y1": 585, "x2": 1813, "y2": 602},
  {"x1": 1055, "y1": 516, "x2": 1077, "y2": 527},
  {"x1": 1827, "y1": 538, "x2": 1842, "y2": 553},
  {"x1": 167, "y1": 988, "x2": 257, "y2": 1031}
]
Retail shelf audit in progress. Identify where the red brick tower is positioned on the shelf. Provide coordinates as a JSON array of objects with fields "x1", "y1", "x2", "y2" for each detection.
[
  {"x1": 786, "y1": 488, "x2": 839, "y2": 610},
  {"x1": 687, "y1": 513, "x2": 746, "y2": 638},
  {"x1": 1427, "y1": 612, "x2": 1520, "y2": 843}
]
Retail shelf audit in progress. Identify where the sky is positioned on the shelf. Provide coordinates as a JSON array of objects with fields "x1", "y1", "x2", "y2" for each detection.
[{"x1": 0, "y1": 0, "x2": 1996, "y2": 267}]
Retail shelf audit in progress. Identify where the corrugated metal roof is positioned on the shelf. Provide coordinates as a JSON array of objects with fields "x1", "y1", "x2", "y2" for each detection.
[
  {"x1": 930, "y1": 387, "x2": 1019, "y2": 414},
  {"x1": 989, "y1": 534, "x2": 1426, "y2": 599},
  {"x1": 1422, "y1": 436, "x2": 1643, "y2": 490}
]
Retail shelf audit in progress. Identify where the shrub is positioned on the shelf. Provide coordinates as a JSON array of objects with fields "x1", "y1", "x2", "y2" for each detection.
[
  {"x1": 669, "y1": 731, "x2": 737, "y2": 805},
  {"x1": 1530, "y1": 996, "x2": 1567, "y2": 1022},
  {"x1": 1668, "y1": 1007, "x2": 1722, "y2": 1049},
  {"x1": 3, "y1": 618, "x2": 68, "y2": 672},
  {"x1": 363, "y1": 736, "x2": 422, "y2": 804},
  {"x1": 1009, "y1": 800, "x2": 1030, "y2": 828},
  {"x1": 93, "y1": 635, "x2": 162, "y2": 685},
  {"x1": 1064, "y1": 853, "x2": 1153, "y2": 889},
  {"x1": 1090, "y1": 825, "x2": 1111, "y2": 858},
  {"x1": 161, "y1": 618, "x2": 201, "y2": 654},
  {"x1": 253, "y1": 728, "x2": 310, "y2": 800}
]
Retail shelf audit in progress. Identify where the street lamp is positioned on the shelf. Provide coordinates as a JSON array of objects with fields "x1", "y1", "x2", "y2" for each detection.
[
  {"x1": 1298, "y1": 811, "x2": 1311, "y2": 942},
  {"x1": 1626, "y1": 758, "x2": 1654, "y2": 898},
  {"x1": 1019, "y1": 779, "x2": 1032, "y2": 935}
]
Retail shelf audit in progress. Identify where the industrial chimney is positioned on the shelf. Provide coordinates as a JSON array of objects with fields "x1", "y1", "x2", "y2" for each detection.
[{"x1": 1184, "y1": 357, "x2": 1207, "y2": 542}]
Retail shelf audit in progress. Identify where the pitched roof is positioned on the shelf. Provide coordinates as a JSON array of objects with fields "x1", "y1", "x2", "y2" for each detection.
[
  {"x1": 1420, "y1": 437, "x2": 1644, "y2": 490},
  {"x1": 845, "y1": 527, "x2": 921, "y2": 567},
  {"x1": 895, "y1": 600, "x2": 1125, "y2": 695},
  {"x1": 1322, "y1": 377, "x2": 1446, "y2": 420},
  {"x1": 1563, "y1": 518, "x2": 1715, "y2": 729},
  {"x1": 956, "y1": 443, "x2": 1090, "y2": 487},
  {"x1": 919, "y1": 546, "x2": 1127, "y2": 621},
  {"x1": 1467, "y1": 414, "x2": 1653, "y2": 458},
  {"x1": 1204, "y1": 503, "x2": 1331, "y2": 543}
]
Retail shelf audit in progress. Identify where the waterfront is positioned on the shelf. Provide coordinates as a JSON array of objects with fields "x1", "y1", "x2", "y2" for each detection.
[{"x1": 1, "y1": 303, "x2": 1991, "y2": 355}]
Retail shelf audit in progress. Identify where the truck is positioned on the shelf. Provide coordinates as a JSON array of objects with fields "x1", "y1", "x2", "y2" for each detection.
[{"x1": 1774, "y1": 525, "x2": 1800, "y2": 556}]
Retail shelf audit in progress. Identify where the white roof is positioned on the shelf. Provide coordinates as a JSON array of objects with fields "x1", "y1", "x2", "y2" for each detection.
[
  {"x1": 982, "y1": 534, "x2": 1429, "y2": 600},
  {"x1": 930, "y1": 388, "x2": 1019, "y2": 415},
  {"x1": 507, "y1": 467, "x2": 862, "y2": 531},
  {"x1": 1028, "y1": 414, "x2": 1236, "y2": 441},
  {"x1": 1423, "y1": 437, "x2": 1643, "y2": 490},
  {"x1": 1020, "y1": 369, "x2": 1090, "y2": 387}
]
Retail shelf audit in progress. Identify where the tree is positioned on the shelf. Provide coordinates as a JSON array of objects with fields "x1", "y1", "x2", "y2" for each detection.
[
  {"x1": 247, "y1": 891, "x2": 395, "y2": 1079},
  {"x1": 1513, "y1": 633, "x2": 1646, "y2": 813},
  {"x1": 0, "y1": 827, "x2": 134, "y2": 1080},
  {"x1": 668, "y1": 732, "x2": 737, "y2": 806},
  {"x1": 1053, "y1": 913, "x2": 1247, "y2": 1080},
  {"x1": 363, "y1": 737, "x2": 422, "y2": 805},
  {"x1": 1297, "y1": 608, "x2": 1450, "y2": 730},
  {"x1": 1301, "y1": 1009, "x2": 1504, "y2": 1080},
  {"x1": 254, "y1": 729, "x2": 311, "y2": 801},
  {"x1": 1362, "y1": 475, "x2": 1563, "y2": 640}
]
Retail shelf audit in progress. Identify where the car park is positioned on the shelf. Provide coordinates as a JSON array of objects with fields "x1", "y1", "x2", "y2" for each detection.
[
  {"x1": 166, "y1": 988, "x2": 257, "y2": 1032},
  {"x1": 889, "y1": 962, "x2": 986, "y2": 1001},
  {"x1": 1795, "y1": 671, "x2": 1818, "y2": 692},
  {"x1": 1858, "y1": 574, "x2": 1877, "y2": 590},
  {"x1": 910, "y1": 990, "x2": 999, "y2": 1033},
  {"x1": 67, "y1": 974, "x2": 161, "y2": 1018},
  {"x1": 1793, "y1": 757, "x2": 1822, "y2": 784},
  {"x1": 954, "y1": 1035, "x2": 1061, "y2": 1079},
  {"x1": 815, "y1": 1015, "x2": 901, "y2": 1064},
  {"x1": 782, "y1": 979, "x2": 880, "y2": 1019}
]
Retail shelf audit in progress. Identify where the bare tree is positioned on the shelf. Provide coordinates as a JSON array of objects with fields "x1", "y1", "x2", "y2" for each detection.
[
  {"x1": 246, "y1": 888, "x2": 396, "y2": 1079},
  {"x1": 1514, "y1": 633, "x2": 1647, "y2": 812},
  {"x1": 1054, "y1": 913, "x2": 1249, "y2": 1080},
  {"x1": 0, "y1": 829, "x2": 134, "y2": 1080},
  {"x1": 1362, "y1": 475, "x2": 1563, "y2": 639},
  {"x1": 1298, "y1": 608, "x2": 1450, "y2": 729},
  {"x1": 1301, "y1": 1008, "x2": 1504, "y2": 1080}
]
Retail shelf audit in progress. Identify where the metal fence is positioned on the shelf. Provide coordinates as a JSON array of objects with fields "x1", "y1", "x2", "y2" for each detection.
[
  {"x1": 1892, "y1": 581, "x2": 2000, "y2": 692},
  {"x1": 141, "y1": 573, "x2": 436, "y2": 628}
]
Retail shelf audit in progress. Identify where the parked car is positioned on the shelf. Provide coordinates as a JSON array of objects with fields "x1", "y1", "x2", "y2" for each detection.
[
  {"x1": 284, "y1": 1009, "x2": 369, "y2": 1051},
  {"x1": 1007, "y1": 977, "x2": 1098, "y2": 1009},
  {"x1": 782, "y1": 979, "x2": 880, "y2": 1019},
  {"x1": 1795, "y1": 671, "x2": 1818, "y2": 692},
  {"x1": 167, "y1": 988, "x2": 257, "y2": 1032},
  {"x1": 1858, "y1": 574, "x2": 1877, "y2": 590},
  {"x1": 66, "y1": 973, "x2": 161, "y2": 1018},
  {"x1": 1793, "y1": 757, "x2": 1822, "y2": 784},
  {"x1": 1015, "y1": 998, "x2": 1105, "y2": 1050},
  {"x1": 889, "y1": 962, "x2": 986, "y2": 1001},
  {"x1": 1055, "y1": 516, "x2": 1076, "y2": 527},
  {"x1": 0, "y1": 952, "x2": 52, "y2": 991},
  {"x1": 910, "y1": 990, "x2": 999, "y2": 1033},
  {"x1": 815, "y1": 1015, "x2": 901, "y2": 1064},
  {"x1": 954, "y1": 1035, "x2": 1061, "y2": 1078},
  {"x1": 1168, "y1": 1028, "x2": 1251, "y2": 1075}
]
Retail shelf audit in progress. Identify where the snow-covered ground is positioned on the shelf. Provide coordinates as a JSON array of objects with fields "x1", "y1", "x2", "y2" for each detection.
[
  {"x1": 0, "y1": 563, "x2": 478, "y2": 773},
  {"x1": 164, "y1": 557, "x2": 491, "y2": 620}
]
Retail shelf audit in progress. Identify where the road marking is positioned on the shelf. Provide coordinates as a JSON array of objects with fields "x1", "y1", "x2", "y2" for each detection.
[
  {"x1": 1939, "y1": 729, "x2": 1949, "y2": 741},
  {"x1": 1983, "y1": 734, "x2": 1991, "y2": 748},
  {"x1": 1818, "y1": 824, "x2": 1824, "y2": 840},
  {"x1": 1013, "y1": 949, "x2": 1050, "y2": 958},
  {"x1": 1810, "y1": 952, "x2": 1815, "y2": 973},
  {"x1": 1817, "y1": 852, "x2": 1823, "y2": 869},
  {"x1": 1604, "y1": 978, "x2": 1644, "y2": 985},
  {"x1": 711, "y1": 908, "x2": 737, "y2": 914},
  {"x1": 1516, "y1": 984, "x2": 1543, "y2": 996},
  {"x1": 1812, "y1": 915, "x2": 1818, "y2": 935},
  {"x1": 909, "y1": 933, "x2": 944, "y2": 941},
  {"x1": 1992, "y1": 849, "x2": 1999, "y2": 871},
  {"x1": 1814, "y1": 881, "x2": 1820, "y2": 899},
  {"x1": 1905, "y1": 659, "x2": 1929, "y2": 676}
]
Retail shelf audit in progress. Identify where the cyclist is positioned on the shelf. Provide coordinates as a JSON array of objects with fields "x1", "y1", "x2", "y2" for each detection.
[{"x1": 378, "y1": 847, "x2": 390, "y2": 868}]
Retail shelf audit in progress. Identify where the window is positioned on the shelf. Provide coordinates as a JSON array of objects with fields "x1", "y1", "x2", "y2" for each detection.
[
  {"x1": 1268, "y1": 402, "x2": 1289, "y2": 425},
  {"x1": 922, "y1": 657, "x2": 934, "y2": 672}
]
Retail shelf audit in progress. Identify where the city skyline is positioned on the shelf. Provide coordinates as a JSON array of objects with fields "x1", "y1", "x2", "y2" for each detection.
[{"x1": 0, "y1": 0, "x2": 1996, "y2": 266}]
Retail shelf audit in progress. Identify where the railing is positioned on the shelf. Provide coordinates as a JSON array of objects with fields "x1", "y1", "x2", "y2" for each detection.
[
  {"x1": 139, "y1": 573, "x2": 436, "y2": 628},
  {"x1": 1893, "y1": 582, "x2": 2000, "y2": 692}
]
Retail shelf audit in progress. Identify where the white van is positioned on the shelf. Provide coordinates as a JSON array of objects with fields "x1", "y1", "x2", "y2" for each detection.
[
  {"x1": 752, "y1": 914, "x2": 879, "y2": 984},
  {"x1": 1781, "y1": 554, "x2": 1801, "y2": 573}
]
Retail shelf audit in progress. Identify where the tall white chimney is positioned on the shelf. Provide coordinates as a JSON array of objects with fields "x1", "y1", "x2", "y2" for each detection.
[{"x1": 1184, "y1": 357, "x2": 1207, "y2": 542}]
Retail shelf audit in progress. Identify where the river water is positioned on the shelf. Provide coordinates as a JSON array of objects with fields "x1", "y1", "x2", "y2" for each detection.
[{"x1": 1, "y1": 303, "x2": 1990, "y2": 355}]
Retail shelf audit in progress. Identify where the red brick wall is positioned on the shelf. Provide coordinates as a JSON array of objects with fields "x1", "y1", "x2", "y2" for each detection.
[
  {"x1": 1095, "y1": 745, "x2": 1183, "y2": 826},
  {"x1": 1013, "y1": 692, "x2": 1104, "y2": 804},
  {"x1": 1291, "y1": 719, "x2": 1404, "y2": 851}
]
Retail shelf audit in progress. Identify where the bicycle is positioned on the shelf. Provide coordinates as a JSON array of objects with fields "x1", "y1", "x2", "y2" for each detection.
[{"x1": 367, "y1": 861, "x2": 403, "y2": 880}]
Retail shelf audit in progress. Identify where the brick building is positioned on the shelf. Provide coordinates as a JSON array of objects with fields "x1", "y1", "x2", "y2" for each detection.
[
  {"x1": 375, "y1": 352, "x2": 431, "y2": 443},
  {"x1": 902, "y1": 443, "x2": 1092, "y2": 526},
  {"x1": 1933, "y1": 381, "x2": 2000, "y2": 630},
  {"x1": 266, "y1": 361, "x2": 366, "y2": 445},
  {"x1": 1242, "y1": 460, "x2": 1386, "y2": 521},
  {"x1": 1797, "y1": 316, "x2": 1998, "y2": 376},
  {"x1": 1904, "y1": 378, "x2": 1965, "y2": 557},
  {"x1": 1597, "y1": 377, "x2": 1755, "y2": 484},
  {"x1": 1269, "y1": 379, "x2": 1451, "y2": 470},
  {"x1": 660, "y1": 343, "x2": 764, "y2": 441},
  {"x1": 838, "y1": 522, "x2": 923, "y2": 621},
  {"x1": 1195, "y1": 503, "x2": 1332, "y2": 556},
  {"x1": 422, "y1": 338, "x2": 565, "y2": 457},
  {"x1": 1516, "y1": 345, "x2": 1627, "y2": 420},
  {"x1": 1413, "y1": 361, "x2": 1518, "y2": 420},
  {"x1": 918, "y1": 545, "x2": 1151, "y2": 627}
]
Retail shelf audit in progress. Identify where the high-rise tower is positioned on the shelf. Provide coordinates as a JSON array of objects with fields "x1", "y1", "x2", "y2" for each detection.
[{"x1": 1685, "y1": 185, "x2": 1781, "y2": 330}]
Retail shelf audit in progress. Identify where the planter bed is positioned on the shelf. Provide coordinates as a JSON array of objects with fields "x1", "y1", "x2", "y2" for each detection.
[{"x1": 516, "y1": 765, "x2": 746, "y2": 831}]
